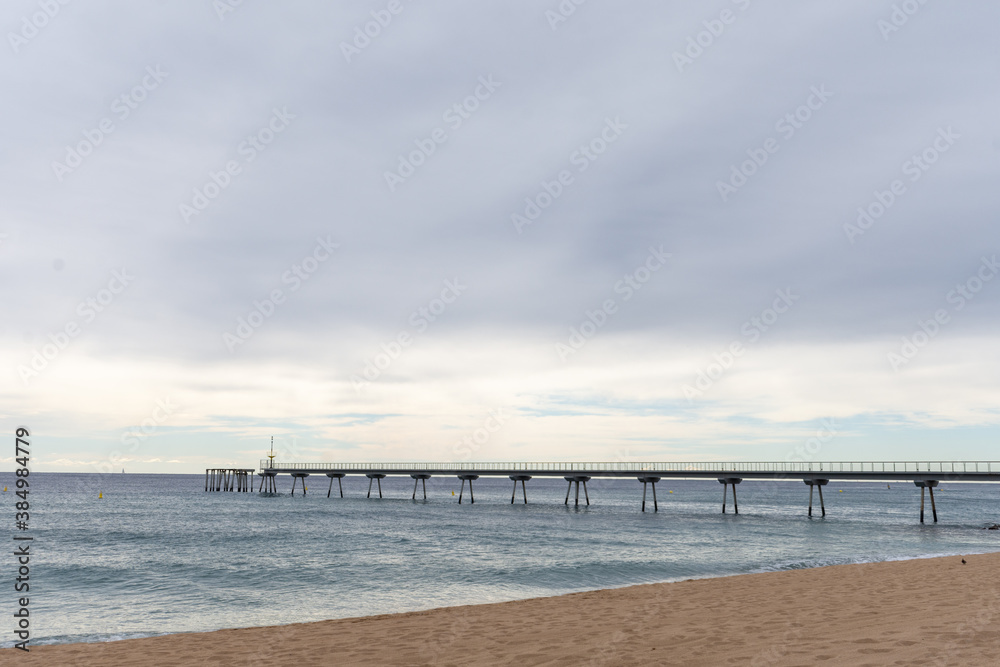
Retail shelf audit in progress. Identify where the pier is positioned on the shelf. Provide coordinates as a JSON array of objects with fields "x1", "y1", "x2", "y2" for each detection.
[
  {"x1": 205, "y1": 468, "x2": 255, "y2": 492},
  {"x1": 232, "y1": 461, "x2": 1000, "y2": 522}
]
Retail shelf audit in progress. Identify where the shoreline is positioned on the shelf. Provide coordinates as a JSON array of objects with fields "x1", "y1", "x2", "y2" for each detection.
[
  {"x1": 7, "y1": 550, "x2": 1000, "y2": 665},
  {"x1": 15, "y1": 547, "x2": 999, "y2": 648}
]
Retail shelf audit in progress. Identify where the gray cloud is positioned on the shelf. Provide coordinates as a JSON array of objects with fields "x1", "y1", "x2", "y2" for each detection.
[{"x1": 3, "y1": 1, "x2": 999, "y2": 469}]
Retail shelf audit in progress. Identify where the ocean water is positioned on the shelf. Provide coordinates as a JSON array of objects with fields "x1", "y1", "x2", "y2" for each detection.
[{"x1": 2, "y1": 472, "x2": 998, "y2": 646}]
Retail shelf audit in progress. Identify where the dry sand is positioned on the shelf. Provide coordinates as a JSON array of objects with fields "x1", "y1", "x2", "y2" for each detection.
[{"x1": 7, "y1": 552, "x2": 999, "y2": 666}]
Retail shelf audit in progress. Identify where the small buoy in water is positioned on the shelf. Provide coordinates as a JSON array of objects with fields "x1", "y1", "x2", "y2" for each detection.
[
  {"x1": 839, "y1": 489, "x2": 843, "y2": 492},
  {"x1": 669, "y1": 490, "x2": 673, "y2": 493},
  {"x1": 451, "y1": 490, "x2": 455, "y2": 496},
  {"x1": 98, "y1": 492, "x2": 103, "y2": 499},
  {"x1": 2, "y1": 487, "x2": 6, "y2": 492}
]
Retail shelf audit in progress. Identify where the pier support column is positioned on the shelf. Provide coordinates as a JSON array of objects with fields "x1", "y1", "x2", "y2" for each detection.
[
  {"x1": 915, "y1": 480, "x2": 940, "y2": 523},
  {"x1": 719, "y1": 478, "x2": 742, "y2": 514},
  {"x1": 326, "y1": 473, "x2": 345, "y2": 498},
  {"x1": 410, "y1": 474, "x2": 431, "y2": 500},
  {"x1": 366, "y1": 474, "x2": 386, "y2": 499},
  {"x1": 509, "y1": 475, "x2": 531, "y2": 504},
  {"x1": 564, "y1": 476, "x2": 592, "y2": 507},
  {"x1": 638, "y1": 477, "x2": 661, "y2": 512},
  {"x1": 929, "y1": 484, "x2": 938, "y2": 523},
  {"x1": 457, "y1": 475, "x2": 479, "y2": 504},
  {"x1": 259, "y1": 472, "x2": 276, "y2": 493},
  {"x1": 290, "y1": 473, "x2": 309, "y2": 496},
  {"x1": 804, "y1": 479, "x2": 829, "y2": 517}
]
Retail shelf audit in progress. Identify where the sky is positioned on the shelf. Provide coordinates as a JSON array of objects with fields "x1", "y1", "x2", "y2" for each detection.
[{"x1": 2, "y1": 1, "x2": 999, "y2": 473}]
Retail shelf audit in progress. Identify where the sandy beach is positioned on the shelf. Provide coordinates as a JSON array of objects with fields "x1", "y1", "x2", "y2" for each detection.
[{"x1": 9, "y1": 551, "x2": 999, "y2": 666}]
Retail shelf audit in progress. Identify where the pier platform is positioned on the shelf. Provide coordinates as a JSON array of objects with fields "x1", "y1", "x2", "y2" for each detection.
[{"x1": 237, "y1": 460, "x2": 1000, "y2": 521}]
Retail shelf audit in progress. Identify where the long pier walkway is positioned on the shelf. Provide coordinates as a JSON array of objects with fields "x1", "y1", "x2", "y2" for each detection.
[{"x1": 241, "y1": 461, "x2": 1000, "y2": 523}]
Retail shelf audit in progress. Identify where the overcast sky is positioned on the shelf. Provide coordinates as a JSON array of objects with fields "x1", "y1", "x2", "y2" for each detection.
[{"x1": 3, "y1": 1, "x2": 999, "y2": 473}]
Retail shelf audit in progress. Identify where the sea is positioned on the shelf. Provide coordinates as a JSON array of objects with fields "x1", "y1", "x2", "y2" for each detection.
[{"x1": 2, "y1": 472, "x2": 998, "y2": 647}]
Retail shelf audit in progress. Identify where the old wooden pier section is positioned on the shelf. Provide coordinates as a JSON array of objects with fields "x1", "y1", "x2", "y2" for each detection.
[
  {"x1": 205, "y1": 468, "x2": 255, "y2": 492},
  {"x1": 207, "y1": 461, "x2": 1000, "y2": 523}
]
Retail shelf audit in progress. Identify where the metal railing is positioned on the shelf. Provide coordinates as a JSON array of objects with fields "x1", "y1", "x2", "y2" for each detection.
[{"x1": 260, "y1": 460, "x2": 999, "y2": 474}]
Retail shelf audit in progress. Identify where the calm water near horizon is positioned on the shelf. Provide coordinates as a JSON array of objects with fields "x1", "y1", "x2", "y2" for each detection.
[{"x1": 3, "y1": 472, "x2": 998, "y2": 646}]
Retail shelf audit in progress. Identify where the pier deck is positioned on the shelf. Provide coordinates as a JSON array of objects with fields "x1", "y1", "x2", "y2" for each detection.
[
  {"x1": 260, "y1": 460, "x2": 1000, "y2": 481},
  {"x1": 243, "y1": 461, "x2": 1000, "y2": 521}
]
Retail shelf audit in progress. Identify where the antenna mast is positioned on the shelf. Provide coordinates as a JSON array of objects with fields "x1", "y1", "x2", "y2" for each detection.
[{"x1": 267, "y1": 436, "x2": 276, "y2": 469}]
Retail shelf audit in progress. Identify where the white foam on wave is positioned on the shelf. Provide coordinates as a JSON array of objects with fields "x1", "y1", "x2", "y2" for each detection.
[
  {"x1": 1, "y1": 631, "x2": 169, "y2": 648},
  {"x1": 753, "y1": 549, "x2": 998, "y2": 574}
]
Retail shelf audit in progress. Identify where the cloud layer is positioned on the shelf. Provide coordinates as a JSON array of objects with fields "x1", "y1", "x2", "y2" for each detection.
[{"x1": 3, "y1": 1, "x2": 999, "y2": 472}]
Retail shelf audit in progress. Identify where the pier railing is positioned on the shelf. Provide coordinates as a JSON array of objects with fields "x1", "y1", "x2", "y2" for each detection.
[{"x1": 260, "y1": 460, "x2": 999, "y2": 475}]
